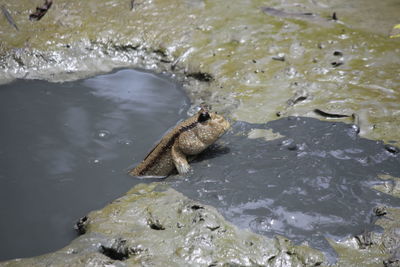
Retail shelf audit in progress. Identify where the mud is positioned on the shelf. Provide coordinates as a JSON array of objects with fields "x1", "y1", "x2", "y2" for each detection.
[
  {"x1": 1, "y1": 0, "x2": 400, "y2": 265},
  {"x1": 0, "y1": 0, "x2": 399, "y2": 144},
  {"x1": 0, "y1": 183, "x2": 326, "y2": 267}
]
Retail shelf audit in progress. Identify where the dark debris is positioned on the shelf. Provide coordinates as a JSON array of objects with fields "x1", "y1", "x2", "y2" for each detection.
[
  {"x1": 333, "y1": 51, "x2": 343, "y2": 56},
  {"x1": 187, "y1": 72, "x2": 214, "y2": 82},
  {"x1": 100, "y1": 238, "x2": 130, "y2": 261},
  {"x1": 331, "y1": 61, "x2": 344, "y2": 67},
  {"x1": 385, "y1": 145, "x2": 399, "y2": 155},
  {"x1": 191, "y1": 205, "x2": 205, "y2": 210},
  {"x1": 354, "y1": 230, "x2": 373, "y2": 249},
  {"x1": 147, "y1": 218, "x2": 165, "y2": 230},
  {"x1": 29, "y1": 0, "x2": 52, "y2": 21},
  {"x1": 74, "y1": 216, "x2": 88, "y2": 235},
  {"x1": 313, "y1": 109, "x2": 350, "y2": 118},
  {"x1": 374, "y1": 206, "x2": 388, "y2": 217}
]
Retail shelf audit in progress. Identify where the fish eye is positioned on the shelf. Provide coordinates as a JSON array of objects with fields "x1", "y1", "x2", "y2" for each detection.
[{"x1": 198, "y1": 111, "x2": 211, "y2": 123}]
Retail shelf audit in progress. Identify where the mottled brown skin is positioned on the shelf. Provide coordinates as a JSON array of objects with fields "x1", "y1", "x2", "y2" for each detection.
[{"x1": 129, "y1": 108, "x2": 230, "y2": 177}]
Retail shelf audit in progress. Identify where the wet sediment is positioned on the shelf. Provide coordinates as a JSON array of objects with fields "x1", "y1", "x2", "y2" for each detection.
[
  {"x1": 0, "y1": 0, "x2": 399, "y2": 144},
  {"x1": 1, "y1": 0, "x2": 400, "y2": 266},
  {"x1": 0, "y1": 183, "x2": 326, "y2": 267}
]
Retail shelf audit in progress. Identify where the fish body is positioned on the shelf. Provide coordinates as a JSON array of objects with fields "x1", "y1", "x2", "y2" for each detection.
[{"x1": 129, "y1": 108, "x2": 230, "y2": 177}]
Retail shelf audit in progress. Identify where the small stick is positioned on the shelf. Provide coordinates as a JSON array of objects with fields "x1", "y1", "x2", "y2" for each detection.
[
  {"x1": 1, "y1": 5, "x2": 18, "y2": 31},
  {"x1": 313, "y1": 109, "x2": 350, "y2": 118}
]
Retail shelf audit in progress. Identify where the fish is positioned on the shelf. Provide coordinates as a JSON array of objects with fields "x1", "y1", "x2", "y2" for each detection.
[{"x1": 129, "y1": 107, "x2": 230, "y2": 177}]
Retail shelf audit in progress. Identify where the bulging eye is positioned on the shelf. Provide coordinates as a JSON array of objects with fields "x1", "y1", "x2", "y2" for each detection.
[{"x1": 198, "y1": 111, "x2": 211, "y2": 123}]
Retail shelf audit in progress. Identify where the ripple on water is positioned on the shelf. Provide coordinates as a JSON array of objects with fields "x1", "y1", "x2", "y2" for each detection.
[{"x1": 170, "y1": 117, "x2": 400, "y2": 261}]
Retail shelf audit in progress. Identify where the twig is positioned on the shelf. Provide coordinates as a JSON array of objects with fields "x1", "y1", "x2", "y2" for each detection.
[{"x1": 1, "y1": 5, "x2": 18, "y2": 30}]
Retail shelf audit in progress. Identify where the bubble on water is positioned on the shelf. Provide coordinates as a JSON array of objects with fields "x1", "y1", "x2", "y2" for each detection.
[
  {"x1": 247, "y1": 169, "x2": 257, "y2": 174},
  {"x1": 117, "y1": 138, "x2": 133, "y2": 145},
  {"x1": 89, "y1": 158, "x2": 101, "y2": 165},
  {"x1": 97, "y1": 130, "x2": 111, "y2": 139}
]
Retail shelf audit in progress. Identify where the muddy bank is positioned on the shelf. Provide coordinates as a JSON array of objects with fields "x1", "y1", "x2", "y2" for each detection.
[
  {"x1": 331, "y1": 189, "x2": 400, "y2": 266},
  {"x1": 0, "y1": 183, "x2": 325, "y2": 266},
  {"x1": 1, "y1": 0, "x2": 400, "y2": 144},
  {"x1": 1, "y1": 178, "x2": 399, "y2": 266}
]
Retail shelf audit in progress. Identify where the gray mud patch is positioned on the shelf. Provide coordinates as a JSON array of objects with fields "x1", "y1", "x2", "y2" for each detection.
[
  {"x1": 170, "y1": 117, "x2": 400, "y2": 262},
  {"x1": 0, "y1": 69, "x2": 189, "y2": 261}
]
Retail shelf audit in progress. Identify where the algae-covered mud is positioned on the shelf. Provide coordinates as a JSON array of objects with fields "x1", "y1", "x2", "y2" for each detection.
[
  {"x1": 1, "y1": 0, "x2": 399, "y2": 144},
  {"x1": 0, "y1": 69, "x2": 189, "y2": 260},
  {"x1": 1, "y1": 0, "x2": 400, "y2": 265}
]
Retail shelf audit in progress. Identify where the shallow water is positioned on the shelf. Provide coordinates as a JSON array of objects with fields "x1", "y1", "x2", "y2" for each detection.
[
  {"x1": 0, "y1": 69, "x2": 189, "y2": 260},
  {"x1": 170, "y1": 117, "x2": 400, "y2": 262}
]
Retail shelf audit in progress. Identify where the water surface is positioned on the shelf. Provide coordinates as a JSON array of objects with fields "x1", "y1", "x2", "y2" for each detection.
[
  {"x1": 0, "y1": 69, "x2": 189, "y2": 260},
  {"x1": 171, "y1": 117, "x2": 400, "y2": 261}
]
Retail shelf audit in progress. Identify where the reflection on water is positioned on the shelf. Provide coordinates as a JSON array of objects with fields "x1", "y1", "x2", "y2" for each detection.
[
  {"x1": 170, "y1": 117, "x2": 400, "y2": 262},
  {"x1": 84, "y1": 69, "x2": 181, "y2": 113},
  {"x1": 0, "y1": 69, "x2": 189, "y2": 261}
]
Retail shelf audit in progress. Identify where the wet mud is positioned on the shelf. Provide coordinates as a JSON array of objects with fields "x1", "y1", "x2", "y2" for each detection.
[
  {"x1": 0, "y1": 69, "x2": 189, "y2": 260},
  {"x1": 1, "y1": 0, "x2": 399, "y2": 144},
  {"x1": 1, "y1": 0, "x2": 400, "y2": 265},
  {"x1": 0, "y1": 183, "x2": 326, "y2": 267},
  {"x1": 170, "y1": 117, "x2": 400, "y2": 262}
]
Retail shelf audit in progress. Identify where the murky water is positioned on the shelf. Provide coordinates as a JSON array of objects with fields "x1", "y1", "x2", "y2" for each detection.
[
  {"x1": 0, "y1": 69, "x2": 189, "y2": 261},
  {"x1": 170, "y1": 117, "x2": 400, "y2": 262}
]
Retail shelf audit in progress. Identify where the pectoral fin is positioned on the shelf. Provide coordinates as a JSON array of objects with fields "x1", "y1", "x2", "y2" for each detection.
[{"x1": 171, "y1": 144, "x2": 190, "y2": 174}]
